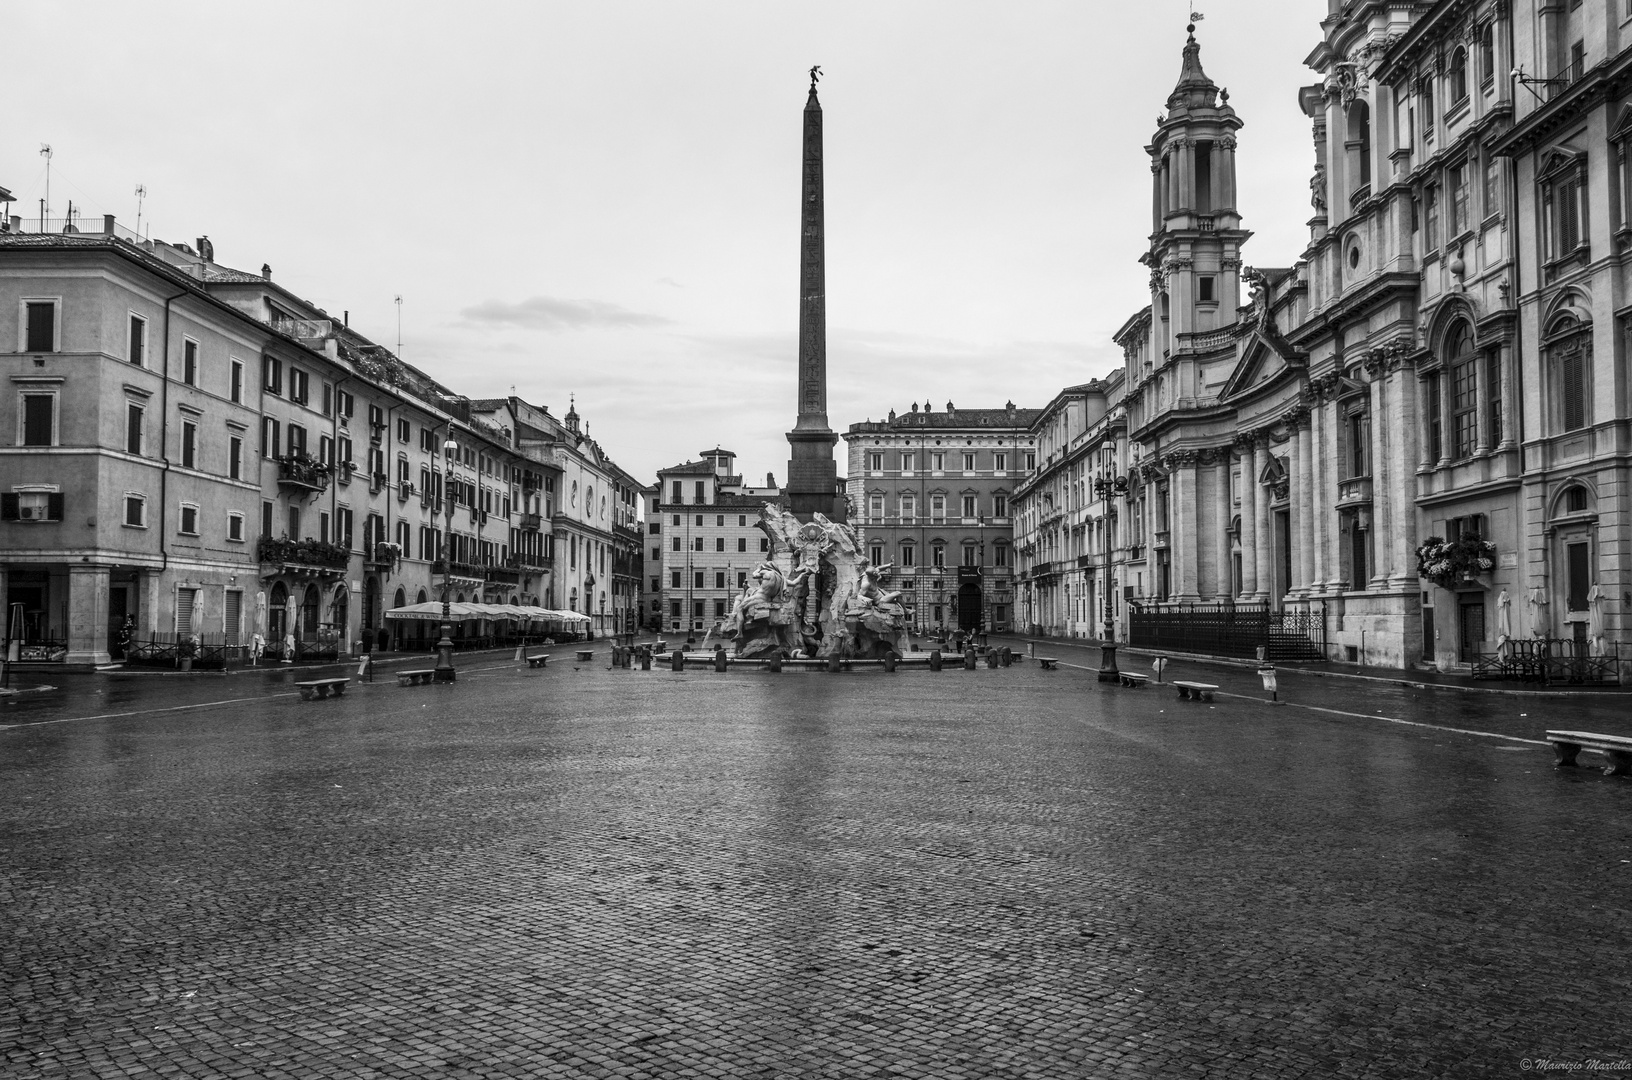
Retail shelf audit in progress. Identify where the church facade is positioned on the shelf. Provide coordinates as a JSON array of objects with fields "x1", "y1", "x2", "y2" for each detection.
[{"x1": 1015, "y1": 0, "x2": 1627, "y2": 675}]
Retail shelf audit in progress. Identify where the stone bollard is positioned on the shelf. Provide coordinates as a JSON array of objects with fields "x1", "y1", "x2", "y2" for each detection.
[
  {"x1": 883, "y1": 652, "x2": 898, "y2": 673},
  {"x1": 767, "y1": 653, "x2": 782, "y2": 673},
  {"x1": 670, "y1": 649, "x2": 685, "y2": 672},
  {"x1": 639, "y1": 647, "x2": 652, "y2": 671},
  {"x1": 929, "y1": 649, "x2": 943, "y2": 672},
  {"x1": 1000, "y1": 647, "x2": 1013, "y2": 667},
  {"x1": 610, "y1": 645, "x2": 623, "y2": 668},
  {"x1": 963, "y1": 647, "x2": 977, "y2": 670},
  {"x1": 1028, "y1": 640, "x2": 1036, "y2": 658},
  {"x1": 986, "y1": 649, "x2": 999, "y2": 669},
  {"x1": 714, "y1": 647, "x2": 728, "y2": 673},
  {"x1": 827, "y1": 654, "x2": 841, "y2": 673}
]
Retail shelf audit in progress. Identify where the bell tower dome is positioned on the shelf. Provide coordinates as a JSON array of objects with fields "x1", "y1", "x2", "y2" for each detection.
[{"x1": 1143, "y1": 24, "x2": 1251, "y2": 357}]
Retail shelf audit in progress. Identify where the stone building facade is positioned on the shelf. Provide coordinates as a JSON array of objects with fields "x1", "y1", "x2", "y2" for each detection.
[
  {"x1": 1011, "y1": 1, "x2": 1628, "y2": 673},
  {"x1": 843, "y1": 402, "x2": 1039, "y2": 636},
  {"x1": 1, "y1": 223, "x2": 635, "y2": 665},
  {"x1": 650, "y1": 449, "x2": 779, "y2": 637}
]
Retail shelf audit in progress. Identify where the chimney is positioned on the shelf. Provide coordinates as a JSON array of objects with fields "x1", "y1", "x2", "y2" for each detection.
[
  {"x1": 766, "y1": 472, "x2": 774, "y2": 487},
  {"x1": 887, "y1": 409, "x2": 896, "y2": 421},
  {"x1": 344, "y1": 310, "x2": 349, "y2": 327},
  {"x1": 910, "y1": 402, "x2": 918, "y2": 413},
  {"x1": 196, "y1": 236, "x2": 214, "y2": 261},
  {"x1": 946, "y1": 400, "x2": 955, "y2": 416},
  {"x1": 261, "y1": 263, "x2": 272, "y2": 280},
  {"x1": 103, "y1": 214, "x2": 116, "y2": 235}
]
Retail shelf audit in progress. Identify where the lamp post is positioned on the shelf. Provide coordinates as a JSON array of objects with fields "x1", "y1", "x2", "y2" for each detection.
[
  {"x1": 1092, "y1": 467, "x2": 1128, "y2": 681},
  {"x1": 434, "y1": 438, "x2": 458, "y2": 682}
]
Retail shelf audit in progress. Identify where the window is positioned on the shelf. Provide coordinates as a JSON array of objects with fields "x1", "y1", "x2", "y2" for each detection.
[
  {"x1": 933, "y1": 451, "x2": 945, "y2": 471},
  {"x1": 1424, "y1": 183, "x2": 1440, "y2": 250},
  {"x1": 737, "y1": 571, "x2": 748, "y2": 589},
  {"x1": 671, "y1": 570, "x2": 682, "y2": 588},
  {"x1": 1484, "y1": 156, "x2": 1501, "y2": 221},
  {"x1": 25, "y1": 301, "x2": 56, "y2": 353},
  {"x1": 963, "y1": 452, "x2": 976, "y2": 471},
  {"x1": 900, "y1": 493, "x2": 916, "y2": 522},
  {"x1": 993, "y1": 494, "x2": 1008, "y2": 517},
  {"x1": 1448, "y1": 47, "x2": 1468, "y2": 105},
  {"x1": 693, "y1": 536, "x2": 704, "y2": 551},
  {"x1": 263, "y1": 356, "x2": 283, "y2": 395},
  {"x1": 1198, "y1": 276, "x2": 1215, "y2": 303},
  {"x1": 672, "y1": 536, "x2": 681, "y2": 551},
  {"x1": 900, "y1": 544, "x2": 916, "y2": 567},
  {"x1": 1547, "y1": 315, "x2": 1591, "y2": 432},
  {"x1": 230, "y1": 360, "x2": 244, "y2": 403},
  {"x1": 1025, "y1": 452, "x2": 1036, "y2": 470},
  {"x1": 1479, "y1": 24, "x2": 1495, "y2": 87},
  {"x1": 1568, "y1": 40, "x2": 1585, "y2": 85},
  {"x1": 715, "y1": 537, "x2": 725, "y2": 552},
  {"x1": 1565, "y1": 486, "x2": 1588, "y2": 514},
  {"x1": 124, "y1": 493, "x2": 146, "y2": 527},
  {"x1": 1541, "y1": 154, "x2": 1586, "y2": 264},
  {"x1": 714, "y1": 571, "x2": 726, "y2": 589},
  {"x1": 227, "y1": 512, "x2": 245, "y2": 542},
  {"x1": 181, "y1": 340, "x2": 198, "y2": 386},
  {"x1": 287, "y1": 423, "x2": 306, "y2": 459},
  {"x1": 716, "y1": 514, "x2": 725, "y2": 527},
  {"x1": 1, "y1": 489, "x2": 63, "y2": 522},
  {"x1": 337, "y1": 389, "x2": 354, "y2": 418},
  {"x1": 868, "y1": 493, "x2": 884, "y2": 522},
  {"x1": 738, "y1": 515, "x2": 747, "y2": 527},
  {"x1": 1448, "y1": 164, "x2": 1468, "y2": 236},
  {"x1": 931, "y1": 543, "x2": 945, "y2": 567},
  {"x1": 289, "y1": 368, "x2": 309, "y2": 405},
  {"x1": 870, "y1": 543, "x2": 884, "y2": 565},
  {"x1": 670, "y1": 601, "x2": 682, "y2": 618},
  {"x1": 1446, "y1": 323, "x2": 1478, "y2": 458},
  {"x1": 714, "y1": 599, "x2": 727, "y2": 618},
  {"x1": 902, "y1": 452, "x2": 915, "y2": 472},
  {"x1": 397, "y1": 418, "x2": 410, "y2": 443},
  {"x1": 962, "y1": 545, "x2": 979, "y2": 567},
  {"x1": 129, "y1": 315, "x2": 147, "y2": 366},
  {"x1": 930, "y1": 494, "x2": 946, "y2": 521},
  {"x1": 868, "y1": 452, "x2": 882, "y2": 471},
  {"x1": 993, "y1": 452, "x2": 1006, "y2": 472},
  {"x1": 994, "y1": 543, "x2": 1009, "y2": 568},
  {"x1": 1347, "y1": 411, "x2": 1370, "y2": 477},
  {"x1": 694, "y1": 571, "x2": 704, "y2": 589},
  {"x1": 962, "y1": 494, "x2": 977, "y2": 518},
  {"x1": 262, "y1": 500, "x2": 273, "y2": 539},
  {"x1": 126, "y1": 403, "x2": 145, "y2": 456},
  {"x1": 1485, "y1": 350, "x2": 1503, "y2": 446},
  {"x1": 1426, "y1": 373, "x2": 1443, "y2": 462},
  {"x1": 261, "y1": 416, "x2": 280, "y2": 459},
  {"x1": 179, "y1": 503, "x2": 199, "y2": 535},
  {"x1": 694, "y1": 480, "x2": 705, "y2": 503},
  {"x1": 760, "y1": 537, "x2": 769, "y2": 551},
  {"x1": 289, "y1": 506, "x2": 301, "y2": 541},
  {"x1": 181, "y1": 420, "x2": 198, "y2": 469},
  {"x1": 737, "y1": 537, "x2": 747, "y2": 552},
  {"x1": 20, "y1": 393, "x2": 54, "y2": 446}
]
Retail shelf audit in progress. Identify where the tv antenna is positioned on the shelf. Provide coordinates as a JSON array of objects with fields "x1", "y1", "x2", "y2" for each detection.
[
  {"x1": 39, "y1": 145, "x2": 52, "y2": 228},
  {"x1": 134, "y1": 184, "x2": 147, "y2": 236},
  {"x1": 394, "y1": 295, "x2": 403, "y2": 356}
]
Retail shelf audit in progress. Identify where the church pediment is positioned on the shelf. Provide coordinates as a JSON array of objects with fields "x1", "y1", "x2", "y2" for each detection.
[{"x1": 1219, "y1": 328, "x2": 1306, "y2": 400}]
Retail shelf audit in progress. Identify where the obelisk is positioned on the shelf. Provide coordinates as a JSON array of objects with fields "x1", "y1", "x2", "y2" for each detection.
[{"x1": 785, "y1": 65, "x2": 845, "y2": 523}]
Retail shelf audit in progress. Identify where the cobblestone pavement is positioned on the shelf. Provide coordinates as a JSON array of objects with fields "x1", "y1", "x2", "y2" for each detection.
[{"x1": 3, "y1": 648, "x2": 1630, "y2": 1078}]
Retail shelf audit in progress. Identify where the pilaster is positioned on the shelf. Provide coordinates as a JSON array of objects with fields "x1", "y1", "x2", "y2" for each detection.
[{"x1": 67, "y1": 565, "x2": 112, "y2": 666}]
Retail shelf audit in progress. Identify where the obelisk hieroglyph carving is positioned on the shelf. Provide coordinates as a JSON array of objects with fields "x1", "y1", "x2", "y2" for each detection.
[{"x1": 785, "y1": 65, "x2": 844, "y2": 522}]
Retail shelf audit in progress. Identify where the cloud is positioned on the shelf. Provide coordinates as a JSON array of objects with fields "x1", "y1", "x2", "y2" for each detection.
[
  {"x1": 655, "y1": 277, "x2": 685, "y2": 289},
  {"x1": 459, "y1": 295, "x2": 672, "y2": 331}
]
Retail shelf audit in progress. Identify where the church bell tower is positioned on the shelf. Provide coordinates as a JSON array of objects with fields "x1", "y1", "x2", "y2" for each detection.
[{"x1": 1143, "y1": 24, "x2": 1250, "y2": 360}]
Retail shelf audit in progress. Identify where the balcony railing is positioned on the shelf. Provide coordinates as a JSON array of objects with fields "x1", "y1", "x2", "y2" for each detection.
[
  {"x1": 519, "y1": 512, "x2": 543, "y2": 531},
  {"x1": 1336, "y1": 475, "x2": 1372, "y2": 509},
  {"x1": 432, "y1": 558, "x2": 488, "y2": 581},
  {"x1": 276, "y1": 454, "x2": 333, "y2": 493},
  {"x1": 271, "y1": 316, "x2": 334, "y2": 340},
  {"x1": 258, "y1": 535, "x2": 351, "y2": 571}
]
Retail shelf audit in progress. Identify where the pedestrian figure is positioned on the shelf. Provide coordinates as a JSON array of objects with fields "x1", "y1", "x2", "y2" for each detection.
[{"x1": 116, "y1": 616, "x2": 134, "y2": 660}]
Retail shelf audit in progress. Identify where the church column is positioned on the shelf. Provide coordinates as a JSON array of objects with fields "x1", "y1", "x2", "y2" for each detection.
[
  {"x1": 1368, "y1": 361, "x2": 1392, "y2": 587},
  {"x1": 1219, "y1": 134, "x2": 1238, "y2": 209},
  {"x1": 1388, "y1": 361, "x2": 1420, "y2": 588},
  {"x1": 1170, "y1": 452, "x2": 1201, "y2": 602},
  {"x1": 1497, "y1": 339, "x2": 1517, "y2": 451},
  {"x1": 1237, "y1": 439, "x2": 1258, "y2": 600},
  {"x1": 1296, "y1": 412, "x2": 1316, "y2": 597},
  {"x1": 1252, "y1": 438, "x2": 1273, "y2": 602},
  {"x1": 1176, "y1": 140, "x2": 1195, "y2": 210},
  {"x1": 1311, "y1": 393, "x2": 1332, "y2": 592},
  {"x1": 1214, "y1": 451, "x2": 1233, "y2": 601}
]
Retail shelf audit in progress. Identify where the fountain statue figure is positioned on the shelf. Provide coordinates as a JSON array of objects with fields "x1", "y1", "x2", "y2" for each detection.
[{"x1": 725, "y1": 506, "x2": 908, "y2": 659}]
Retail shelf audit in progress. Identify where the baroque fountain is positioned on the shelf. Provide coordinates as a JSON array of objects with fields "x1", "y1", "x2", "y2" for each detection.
[{"x1": 724, "y1": 506, "x2": 908, "y2": 660}]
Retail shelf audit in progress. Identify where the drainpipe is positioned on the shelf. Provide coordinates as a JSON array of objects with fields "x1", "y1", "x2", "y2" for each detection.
[{"x1": 156, "y1": 289, "x2": 189, "y2": 584}]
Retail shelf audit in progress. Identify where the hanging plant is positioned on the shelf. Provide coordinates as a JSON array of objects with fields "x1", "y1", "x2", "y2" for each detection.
[{"x1": 1416, "y1": 533, "x2": 1497, "y2": 589}]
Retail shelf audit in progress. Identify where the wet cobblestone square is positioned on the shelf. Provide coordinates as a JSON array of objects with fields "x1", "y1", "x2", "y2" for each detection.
[{"x1": 3, "y1": 647, "x2": 1630, "y2": 1078}]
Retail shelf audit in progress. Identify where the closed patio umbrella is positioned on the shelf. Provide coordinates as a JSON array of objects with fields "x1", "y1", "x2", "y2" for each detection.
[
  {"x1": 1587, "y1": 585, "x2": 1605, "y2": 654},
  {"x1": 1495, "y1": 589, "x2": 1512, "y2": 657}
]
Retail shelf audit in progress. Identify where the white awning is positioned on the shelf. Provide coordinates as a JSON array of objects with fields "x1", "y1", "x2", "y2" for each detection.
[{"x1": 384, "y1": 602, "x2": 591, "y2": 624}]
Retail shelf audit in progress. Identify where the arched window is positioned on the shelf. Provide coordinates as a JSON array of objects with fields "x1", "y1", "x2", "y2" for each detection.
[
  {"x1": 1445, "y1": 321, "x2": 1478, "y2": 458},
  {"x1": 1564, "y1": 485, "x2": 1589, "y2": 514},
  {"x1": 1348, "y1": 100, "x2": 1372, "y2": 191},
  {"x1": 1448, "y1": 47, "x2": 1468, "y2": 105},
  {"x1": 1545, "y1": 313, "x2": 1591, "y2": 432}
]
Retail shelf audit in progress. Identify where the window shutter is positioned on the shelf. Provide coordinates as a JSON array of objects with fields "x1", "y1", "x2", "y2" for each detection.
[
  {"x1": 48, "y1": 493, "x2": 64, "y2": 521},
  {"x1": 1562, "y1": 350, "x2": 1585, "y2": 430},
  {"x1": 1, "y1": 493, "x2": 18, "y2": 520}
]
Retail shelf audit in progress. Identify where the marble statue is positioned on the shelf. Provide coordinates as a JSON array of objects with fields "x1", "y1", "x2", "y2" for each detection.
[{"x1": 726, "y1": 505, "x2": 908, "y2": 659}]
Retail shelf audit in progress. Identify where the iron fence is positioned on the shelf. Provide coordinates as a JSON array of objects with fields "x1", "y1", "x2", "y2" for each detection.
[
  {"x1": 1129, "y1": 602, "x2": 1327, "y2": 662},
  {"x1": 1472, "y1": 639, "x2": 1622, "y2": 686}
]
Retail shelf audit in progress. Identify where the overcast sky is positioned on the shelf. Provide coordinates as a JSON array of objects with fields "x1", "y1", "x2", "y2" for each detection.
[{"x1": 5, "y1": 1, "x2": 1321, "y2": 484}]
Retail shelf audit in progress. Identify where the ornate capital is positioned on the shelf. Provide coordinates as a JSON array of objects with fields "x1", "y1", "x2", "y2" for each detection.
[{"x1": 1219, "y1": 134, "x2": 1238, "y2": 150}]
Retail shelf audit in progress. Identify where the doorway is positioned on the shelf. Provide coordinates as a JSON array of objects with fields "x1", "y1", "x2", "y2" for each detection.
[
  {"x1": 957, "y1": 583, "x2": 982, "y2": 632},
  {"x1": 1457, "y1": 598, "x2": 1485, "y2": 663}
]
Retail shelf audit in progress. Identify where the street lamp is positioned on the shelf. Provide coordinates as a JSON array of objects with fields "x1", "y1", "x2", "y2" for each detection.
[
  {"x1": 434, "y1": 437, "x2": 459, "y2": 682},
  {"x1": 1092, "y1": 467, "x2": 1128, "y2": 682}
]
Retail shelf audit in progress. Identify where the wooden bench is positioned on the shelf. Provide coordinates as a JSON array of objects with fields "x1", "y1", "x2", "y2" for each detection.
[
  {"x1": 1173, "y1": 680, "x2": 1219, "y2": 702},
  {"x1": 1119, "y1": 672, "x2": 1150, "y2": 688},
  {"x1": 295, "y1": 677, "x2": 349, "y2": 701},
  {"x1": 1546, "y1": 730, "x2": 1632, "y2": 776},
  {"x1": 396, "y1": 669, "x2": 437, "y2": 687},
  {"x1": 1036, "y1": 657, "x2": 1059, "y2": 671},
  {"x1": 575, "y1": 649, "x2": 594, "y2": 662},
  {"x1": 525, "y1": 653, "x2": 550, "y2": 669}
]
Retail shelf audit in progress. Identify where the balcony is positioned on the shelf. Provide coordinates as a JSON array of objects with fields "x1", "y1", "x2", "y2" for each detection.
[
  {"x1": 1335, "y1": 475, "x2": 1372, "y2": 510},
  {"x1": 505, "y1": 552, "x2": 552, "y2": 572},
  {"x1": 258, "y1": 535, "x2": 350, "y2": 575},
  {"x1": 485, "y1": 565, "x2": 521, "y2": 586},
  {"x1": 1153, "y1": 531, "x2": 1171, "y2": 550},
  {"x1": 431, "y1": 558, "x2": 487, "y2": 586},
  {"x1": 270, "y1": 316, "x2": 334, "y2": 341},
  {"x1": 364, "y1": 541, "x2": 403, "y2": 572},
  {"x1": 275, "y1": 454, "x2": 333, "y2": 493},
  {"x1": 396, "y1": 481, "x2": 416, "y2": 503},
  {"x1": 519, "y1": 512, "x2": 543, "y2": 531}
]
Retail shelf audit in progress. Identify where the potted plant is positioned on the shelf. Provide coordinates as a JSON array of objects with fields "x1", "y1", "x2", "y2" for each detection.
[
  {"x1": 1416, "y1": 533, "x2": 1497, "y2": 590},
  {"x1": 177, "y1": 633, "x2": 200, "y2": 671}
]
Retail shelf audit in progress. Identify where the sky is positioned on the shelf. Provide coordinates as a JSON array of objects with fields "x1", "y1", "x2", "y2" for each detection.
[{"x1": 4, "y1": 1, "x2": 1323, "y2": 484}]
